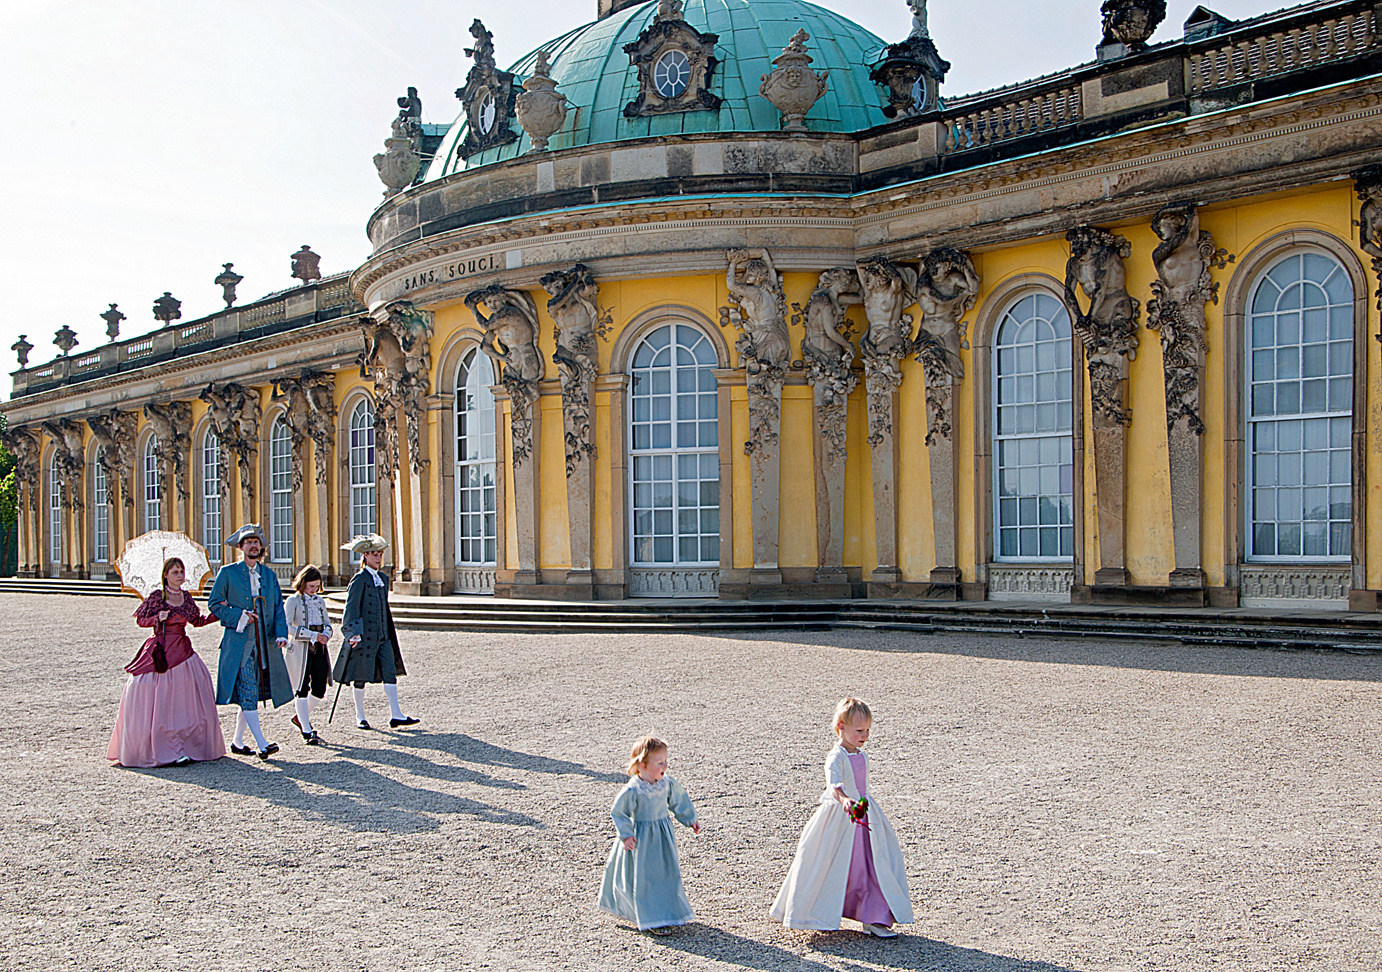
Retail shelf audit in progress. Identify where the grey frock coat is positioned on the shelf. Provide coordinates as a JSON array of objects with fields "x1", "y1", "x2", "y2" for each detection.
[{"x1": 333, "y1": 568, "x2": 406, "y2": 684}]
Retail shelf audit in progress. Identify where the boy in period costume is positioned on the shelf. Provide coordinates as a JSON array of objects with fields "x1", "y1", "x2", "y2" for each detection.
[
  {"x1": 335, "y1": 534, "x2": 419, "y2": 730},
  {"x1": 208, "y1": 524, "x2": 293, "y2": 759}
]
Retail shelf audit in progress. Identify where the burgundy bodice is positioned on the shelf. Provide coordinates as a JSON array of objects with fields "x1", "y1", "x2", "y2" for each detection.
[{"x1": 125, "y1": 590, "x2": 216, "y2": 676}]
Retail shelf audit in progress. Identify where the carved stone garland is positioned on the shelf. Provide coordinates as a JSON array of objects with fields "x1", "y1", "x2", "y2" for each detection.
[
  {"x1": 455, "y1": 20, "x2": 519, "y2": 159},
  {"x1": 1352, "y1": 164, "x2": 1382, "y2": 341},
  {"x1": 542, "y1": 264, "x2": 606, "y2": 590},
  {"x1": 1065, "y1": 226, "x2": 1140, "y2": 588},
  {"x1": 857, "y1": 256, "x2": 918, "y2": 589},
  {"x1": 469, "y1": 285, "x2": 545, "y2": 587},
  {"x1": 725, "y1": 249, "x2": 789, "y2": 583},
  {"x1": 914, "y1": 248, "x2": 979, "y2": 594},
  {"x1": 1146, "y1": 203, "x2": 1233, "y2": 589},
  {"x1": 799, "y1": 268, "x2": 862, "y2": 587}
]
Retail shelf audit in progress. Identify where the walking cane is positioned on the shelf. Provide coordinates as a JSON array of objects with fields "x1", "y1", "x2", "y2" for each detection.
[
  {"x1": 328, "y1": 636, "x2": 358, "y2": 725},
  {"x1": 252, "y1": 594, "x2": 270, "y2": 708}
]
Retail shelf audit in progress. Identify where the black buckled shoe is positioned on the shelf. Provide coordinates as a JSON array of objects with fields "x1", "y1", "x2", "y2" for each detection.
[
  {"x1": 230, "y1": 744, "x2": 254, "y2": 757},
  {"x1": 256, "y1": 743, "x2": 280, "y2": 761},
  {"x1": 302, "y1": 731, "x2": 321, "y2": 746},
  {"x1": 389, "y1": 716, "x2": 420, "y2": 729},
  {"x1": 356, "y1": 719, "x2": 372, "y2": 730}
]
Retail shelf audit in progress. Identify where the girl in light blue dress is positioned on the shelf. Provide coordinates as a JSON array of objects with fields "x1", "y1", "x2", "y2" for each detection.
[{"x1": 597, "y1": 736, "x2": 701, "y2": 935}]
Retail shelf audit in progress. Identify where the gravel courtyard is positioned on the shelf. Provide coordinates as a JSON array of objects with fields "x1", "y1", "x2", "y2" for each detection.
[{"x1": 2, "y1": 592, "x2": 1379, "y2": 972}]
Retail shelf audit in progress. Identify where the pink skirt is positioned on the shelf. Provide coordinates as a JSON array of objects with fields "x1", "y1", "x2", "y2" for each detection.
[{"x1": 107, "y1": 654, "x2": 227, "y2": 768}]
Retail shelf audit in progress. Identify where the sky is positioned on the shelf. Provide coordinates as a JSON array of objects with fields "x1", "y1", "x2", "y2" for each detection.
[{"x1": 0, "y1": 0, "x2": 1278, "y2": 395}]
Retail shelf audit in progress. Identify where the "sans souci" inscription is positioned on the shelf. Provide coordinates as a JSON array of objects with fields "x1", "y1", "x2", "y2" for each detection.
[{"x1": 396, "y1": 251, "x2": 518, "y2": 296}]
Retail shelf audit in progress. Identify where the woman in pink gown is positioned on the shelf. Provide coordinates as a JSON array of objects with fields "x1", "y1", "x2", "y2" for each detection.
[{"x1": 107, "y1": 558, "x2": 226, "y2": 768}]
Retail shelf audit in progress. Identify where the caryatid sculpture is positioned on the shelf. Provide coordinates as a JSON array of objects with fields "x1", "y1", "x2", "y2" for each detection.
[
  {"x1": 726, "y1": 248, "x2": 789, "y2": 581},
  {"x1": 199, "y1": 382, "x2": 262, "y2": 505},
  {"x1": 913, "y1": 247, "x2": 979, "y2": 443},
  {"x1": 380, "y1": 300, "x2": 435, "y2": 477},
  {"x1": 143, "y1": 401, "x2": 193, "y2": 501},
  {"x1": 802, "y1": 268, "x2": 862, "y2": 587},
  {"x1": 1352, "y1": 164, "x2": 1382, "y2": 326},
  {"x1": 468, "y1": 285, "x2": 544, "y2": 465},
  {"x1": 1147, "y1": 203, "x2": 1232, "y2": 590},
  {"x1": 1065, "y1": 225, "x2": 1139, "y2": 588},
  {"x1": 856, "y1": 255, "x2": 918, "y2": 589},
  {"x1": 357, "y1": 318, "x2": 406, "y2": 480},
  {"x1": 540, "y1": 264, "x2": 601, "y2": 475},
  {"x1": 41, "y1": 420, "x2": 86, "y2": 511},
  {"x1": 87, "y1": 409, "x2": 138, "y2": 509}
]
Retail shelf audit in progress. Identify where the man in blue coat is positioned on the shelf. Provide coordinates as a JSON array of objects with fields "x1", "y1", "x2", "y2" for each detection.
[{"x1": 208, "y1": 524, "x2": 292, "y2": 759}]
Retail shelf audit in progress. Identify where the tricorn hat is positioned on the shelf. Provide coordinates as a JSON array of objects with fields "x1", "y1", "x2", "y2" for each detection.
[
  {"x1": 225, "y1": 523, "x2": 267, "y2": 548},
  {"x1": 341, "y1": 533, "x2": 388, "y2": 555}
]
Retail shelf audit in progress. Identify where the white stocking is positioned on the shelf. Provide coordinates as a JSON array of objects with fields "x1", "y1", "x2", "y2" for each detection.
[
  {"x1": 233, "y1": 711, "x2": 247, "y2": 748},
  {"x1": 241, "y1": 709, "x2": 269, "y2": 750},
  {"x1": 353, "y1": 687, "x2": 367, "y2": 723},
  {"x1": 294, "y1": 697, "x2": 313, "y2": 734},
  {"x1": 384, "y1": 683, "x2": 405, "y2": 720}
]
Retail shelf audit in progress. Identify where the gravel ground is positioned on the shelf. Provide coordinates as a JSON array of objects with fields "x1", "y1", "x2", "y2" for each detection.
[{"x1": 2, "y1": 592, "x2": 1380, "y2": 972}]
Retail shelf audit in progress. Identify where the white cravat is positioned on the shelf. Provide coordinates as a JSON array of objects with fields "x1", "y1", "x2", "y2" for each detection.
[{"x1": 363, "y1": 565, "x2": 386, "y2": 588}]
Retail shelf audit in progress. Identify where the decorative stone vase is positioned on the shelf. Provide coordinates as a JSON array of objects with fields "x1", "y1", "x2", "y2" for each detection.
[
  {"x1": 374, "y1": 117, "x2": 421, "y2": 197},
  {"x1": 1100, "y1": 0, "x2": 1167, "y2": 49},
  {"x1": 759, "y1": 29, "x2": 827, "y2": 132},
  {"x1": 515, "y1": 51, "x2": 567, "y2": 153}
]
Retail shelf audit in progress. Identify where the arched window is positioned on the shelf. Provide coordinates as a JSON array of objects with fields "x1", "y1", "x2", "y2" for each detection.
[
  {"x1": 269, "y1": 418, "x2": 293, "y2": 563},
  {"x1": 93, "y1": 451, "x2": 108, "y2": 564},
  {"x1": 143, "y1": 436, "x2": 161, "y2": 532},
  {"x1": 1246, "y1": 251, "x2": 1353, "y2": 561},
  {"x1": 202, "y1": 430, "x2": 222, "y2": 562},
  {"x1": 993, "y1": 292, "x2": 1074, "y2": 561},
  {"x1": 629, "y1": 323, "x2": 719, "y2": 569},
  {"x1": 49, "y1": 453, "x2": 62, "y2": 565},
  {"x1": 349, "y1": 399, "x2": 377, "y2": 562},
  {"x1": 454, "y1": 350, "x2": 497, "y2": 571}
]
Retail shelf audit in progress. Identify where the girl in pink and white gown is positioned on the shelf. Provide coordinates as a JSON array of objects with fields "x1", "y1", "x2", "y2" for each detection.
[{"x1": 107, "y1": 558, "x2": 226, "y2": 768}]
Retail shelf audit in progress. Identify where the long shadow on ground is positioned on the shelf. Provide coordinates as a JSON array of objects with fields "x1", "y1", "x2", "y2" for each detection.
[
  {"x1": 388, "y1": 731, "x2": 626, "y2": 783},
  {"x1": 654, "y1": 925, "x2": 1084, "y2": 972}
]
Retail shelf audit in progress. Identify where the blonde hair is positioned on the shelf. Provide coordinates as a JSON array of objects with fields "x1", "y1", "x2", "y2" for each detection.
[
  {"x1": 627, "y1": 735, "x2": 668, "y2": 776},
  {"x1": 832, "y1": 698, "x2": 872, "y2": 734}
]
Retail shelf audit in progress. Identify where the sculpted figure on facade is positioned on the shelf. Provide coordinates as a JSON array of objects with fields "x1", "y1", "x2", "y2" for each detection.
[
  {"x1": 468, "y1": 285, "x2": 544, "y2": 465},
  {"x1": 360, "y1": 301, "x2": 433, "y2": 477},
  {"x1": 541, "y1": 265, "x2": 600, "y2": 475},
  {"x1": 87, "y1": 409, "x2": 138, "y2": 509},
  {"x1": 273, "y1": 377, "x2": 311, "y2": 494},
  {"x1": 913, "y1": 248, "x2": 979, "y2": 443},
  {"x1": 1100, "y1": 0, "x2": 1167, "y2": 49},
  {"x1": 727, "y1": 248, "x2": 789, "y2": 456},
  {"x1": 1147, "y1": 203, "x2": 1231, "y2": 434},
  {"x1": 143, "y1": 402, "x2": 193, "y2": 500},
  {"x1": 299, "y1": 370, "x2": 337, "y2": 486},
  {"x1": 515, "y1": 51, "x2": 568, "y2": 153},
  {"x1": 41, "y1": 420, "x2": 86, "y2": 511},
  {"x1": 357, "y1": 318, "x2": 405, "y2": 480},
  {"x1": 759, "y1": 29, "x2": 828, "y2": 133},
  {"x1": 856, "y1": 256, "x2": 917, "y2": 444},
  {"x1": 801, "y1": 268, "x2": 861, "y2": 462},
  {"x1": 199, "y1": 382, "x2": 262, "y2": 502},
  {"x1": 3, "y1": 426, "x2": 40, "y2": 492},
  {"x1": 1352, "y1": 165, "x2": 1382, "y2": 328},
  {"x1": 456, "y1": 20, "x2": 520, "y2": 159},
  {"x1": 1065, "y1": 226, "x2": 1140, "y2": 426},
  {"x1": 375, "y1": 113, "x2": 423, "y2": 197},
  {"x1": 908, "y1": 0, "x2": 929, "y2": 38}
]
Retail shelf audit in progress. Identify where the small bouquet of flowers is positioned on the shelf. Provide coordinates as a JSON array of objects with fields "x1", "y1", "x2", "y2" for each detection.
[{"x1": 846, "y1": 796, "x2": 870, "y2": 831}]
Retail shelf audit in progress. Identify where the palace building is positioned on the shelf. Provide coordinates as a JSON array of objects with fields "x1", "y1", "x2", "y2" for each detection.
[{"x1": 6, "y1": 0, "x2": 1382, "y2": 612}]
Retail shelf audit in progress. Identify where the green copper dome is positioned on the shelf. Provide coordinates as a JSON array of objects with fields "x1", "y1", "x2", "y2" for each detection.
[{"x1": 428, "y1": 0, "x2": 889, "y2": 178}]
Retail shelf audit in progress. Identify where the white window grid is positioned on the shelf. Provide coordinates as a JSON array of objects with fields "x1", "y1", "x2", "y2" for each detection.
[
  {"x1": 49, "y1": 454, "x2": 61, "y2": 564},
  {"x1": 349, "y1": 400, "x2": 377, "y2": 564},
  {"x1": 993, "y1": 292, "x2": 1074, "y2": 561},
  {"x1": 269, "y1": 420, "x2": 293, "y2": 563},
  {"x1": 1247, "y1": 251, "x2": 1353, "y2": 561},
  {"x1": 202, "y1": 431, "x2": 222, "y2": 563},
  {"x1": 455, "y1": 350, "x2": 497, "y2": 566},
  {"x1": 93, "y1": 454, "x2": 108, "y2": 563},
  {"x1": 629, "y1": 324, "x2": 720, "y2": 566},
  {"x1": 144, "y1": 436, "x2": 161, "y2": 532}
]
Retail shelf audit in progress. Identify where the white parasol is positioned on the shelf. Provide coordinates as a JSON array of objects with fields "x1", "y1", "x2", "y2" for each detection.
[{"x1": 113, "y1": 531, "x2": 215, "y2": 599}]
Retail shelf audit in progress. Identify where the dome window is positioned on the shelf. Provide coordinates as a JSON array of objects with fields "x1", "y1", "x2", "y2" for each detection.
[
  {"x1": 654, "y1": 50, "x2": 691, "y2": 99},
  {"x1": 478, "y1": 92, "x2": 497, "y2": 135},
  {"x1": 623, "y1": 1, "x2": 722, "y2": 118}
]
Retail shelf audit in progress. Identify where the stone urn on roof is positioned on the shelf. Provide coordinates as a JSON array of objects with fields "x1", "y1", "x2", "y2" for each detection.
[
  {"x1": 759, "y1": 29, "x2": 828, "y2": 133},
  {"x1": 514, "y1": 51, "x2": 568, "y2": 153}
]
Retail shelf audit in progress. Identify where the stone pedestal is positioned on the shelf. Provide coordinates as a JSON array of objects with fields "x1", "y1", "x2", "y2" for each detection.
[
  {"x1": 865, "y1": 380, "x2": 902, "y2": 596},
  {"x1": 746, "y1": 371, "x2": 783, "y2": 585},
  {"x1": 926, "y1": 374, "x2": 961, "y2": 600},
  {"x1": 509, "y1": 399, "x2": 542, "y2": 591},
  {"x1": 811, "y1": 383, "x2": 851, "y2": 595},
  {"x1": 1091, "y1": 413, "x2": 1128, "y2": 589},
  {"x1": 1166, "y1": 390, "x2": 1206, "y2": 591},
  {"x1": 563, "y1": 374, "x2": 596, "y2": 599}
]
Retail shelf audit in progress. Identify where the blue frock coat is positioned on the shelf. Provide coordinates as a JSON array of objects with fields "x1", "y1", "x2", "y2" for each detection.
[{"x1": 207, "y1": 561, "x2": 293, "y2": 708}]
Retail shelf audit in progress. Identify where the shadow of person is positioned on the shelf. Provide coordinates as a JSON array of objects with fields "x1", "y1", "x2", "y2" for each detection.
[
  {"x1": 645, "y1": 924, "x2": 835, "y2": 972},
  {"x1": 802, "y1": 928, "x2": 1086, "y2": 971},
  {"x1": 321, "y1": 737, "x2": 528, "y2": 791},
  {"x1": 162, "y1": 753, "x2": 543, "y2": 835},
  {"x1": 389, "y1": 731, "x2": 626, "y2": 783}
]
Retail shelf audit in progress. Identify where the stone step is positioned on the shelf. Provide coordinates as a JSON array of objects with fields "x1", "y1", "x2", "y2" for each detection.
[{"x1": 0, "y1": 578, "x2": 128, "y2": 597}]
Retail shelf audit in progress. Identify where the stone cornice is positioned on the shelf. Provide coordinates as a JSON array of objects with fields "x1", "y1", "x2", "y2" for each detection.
[{"x1": 2, "y1": 316, "x2": 365, "y2": 421}]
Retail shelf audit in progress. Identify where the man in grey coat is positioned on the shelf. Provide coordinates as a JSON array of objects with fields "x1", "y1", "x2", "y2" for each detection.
[{"x1": 334, "y1": 534, "x2": 418, "y2": 730}]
